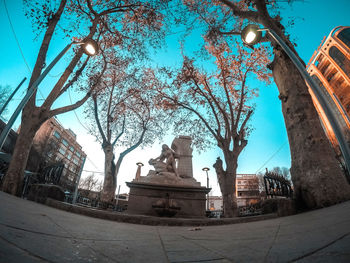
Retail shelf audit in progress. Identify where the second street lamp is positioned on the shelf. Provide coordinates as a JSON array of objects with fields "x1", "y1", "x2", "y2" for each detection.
[
  {"x1": 202, "y1": 167, "x2": 210, "y2": 211},
  {"x1": 240, "y1": 24, "x2": 350, "y2": 181},
  {"x1": 0, "y1": 38, "x2": 99, "y2": 150}
]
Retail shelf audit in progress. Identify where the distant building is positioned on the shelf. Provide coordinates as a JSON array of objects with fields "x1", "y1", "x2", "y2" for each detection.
[
  {"x1": 32, "y1": 117, "x2": 86, "y2": 192},
  {"x1": 0, "y1": 119, "x2": 41, "y2": 174},
  {"x1": 209, "y1": 195, "x2": 223, "y2": 211},
  {"x1": 236, "y1": 174, "x2": 260, "y2": 207},
  {"x1": 306, "y1": 26, "x2": 350, "y2": 159}
]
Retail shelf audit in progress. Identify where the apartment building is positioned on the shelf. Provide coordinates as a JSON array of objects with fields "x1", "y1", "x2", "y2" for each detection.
[
  {"x1": 236, "y1": 174, "x2": 260, "y2": 207},
  {"x1": 33, "y1": 117, "x2": 86, "y2": 192},
  {"x1": 306, "y1": 26, "x2": 350, "y2": 158}
]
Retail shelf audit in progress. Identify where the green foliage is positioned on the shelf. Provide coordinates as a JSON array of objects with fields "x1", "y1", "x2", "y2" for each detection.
[{"x1": 0, "y1": 85, "x2": 11, "y2": 118}]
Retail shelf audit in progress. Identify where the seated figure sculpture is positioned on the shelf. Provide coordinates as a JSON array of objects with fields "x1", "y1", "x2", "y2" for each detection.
[{"x1": 149, "y1": 144, "x2": 179, "y2": 177}]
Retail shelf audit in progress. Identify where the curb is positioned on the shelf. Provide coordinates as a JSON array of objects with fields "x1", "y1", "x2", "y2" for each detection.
[{"x1": 45, "y1": 198, "x2": 278, "y2": 226}]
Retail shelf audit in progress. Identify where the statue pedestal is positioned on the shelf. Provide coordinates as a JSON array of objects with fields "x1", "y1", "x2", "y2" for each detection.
[{"x1": 126, "y1": 181, "x2": 210, "y2": 218}]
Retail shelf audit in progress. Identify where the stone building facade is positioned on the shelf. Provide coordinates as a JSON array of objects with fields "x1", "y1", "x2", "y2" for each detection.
[
  {"x1": 306, "y1": 26, "x2": 350, "y2": 158},
  {"x1": 32, "y1": 117, "x2": 86, "y2": 192},
  {"x1": 236, "y1": 174, "x2": 260, "y2": 207}
]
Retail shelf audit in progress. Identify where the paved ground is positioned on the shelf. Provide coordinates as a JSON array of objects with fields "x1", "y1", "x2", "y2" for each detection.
[{"x1": 0, "y1": 191, "x2": 349, "y2": 263}]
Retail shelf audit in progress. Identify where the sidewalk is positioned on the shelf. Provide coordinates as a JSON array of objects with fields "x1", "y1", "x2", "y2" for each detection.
[{"x1": 0, "y1": 191, "x2": 349, "y2": 262}]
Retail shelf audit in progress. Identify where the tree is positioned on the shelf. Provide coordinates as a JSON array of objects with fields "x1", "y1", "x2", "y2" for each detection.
[
  {"x1": 78, "y1": 173, "x2": 102, "y2": 201},
  {"x1": 271, "y1": 166, "x2": 291, "y2": 182},
  {"x1": 78, "y1": 173, "x2": 99, "y2": 192},
  {"x1": 0, "y1": 85, "x2": 11, "y2": 118},
  {"x1": 184, "y1": 0, "x2": 350, "y2": 209},
  {"x1": 86, "y1": 55, "x2": 169, "y2": 203},
  {"x1": 156, "y1": 40, "x2": 271, "y2": 217},
  {"x1": 1, "y1": 0, "x2": 167, "y2": 196}
]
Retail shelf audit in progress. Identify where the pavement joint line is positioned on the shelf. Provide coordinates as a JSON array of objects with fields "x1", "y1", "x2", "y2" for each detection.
[
  {"x1": 156, "y1": 227, "x2": 171, "y2": 263},
  {"x1": 43, "y1": 214, "x2": 121, "y2": 263},
  {"x1": 0, "y1": 234, "x2": 54, "y2": 263},
  {"x1": 263, "y1": 221, "x2": 281, "y2": 262},
  {"x1": 170, "y1": 258, "x2": 227, "y2": 263},
  {"x1": 0, "y1": 222, "x2": 71, "y2": 239},
  {"x1": 288, "y1": 231, "x2": 350, "y2": 262},
  {"x1": 0, "y1": 223, "x2": 140, "y2": 242},
  {"x1": 180, "y1": 235, "x2": 234, "y2": 263}
]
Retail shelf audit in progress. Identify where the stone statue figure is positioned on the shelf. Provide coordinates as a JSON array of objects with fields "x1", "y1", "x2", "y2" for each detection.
[{"x1": 149, "y1": 144, "x2": 179, "y2": 177}]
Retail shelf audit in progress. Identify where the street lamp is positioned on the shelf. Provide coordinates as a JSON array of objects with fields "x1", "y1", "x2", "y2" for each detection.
[
  {"x1": 241, "y1": 24, "x2": 350, "y2": 180},
  {"x1": 135, "y1": 162, "x2": 144, "y2": 181},
  {"x1": 202, "y1": 167, "x2": 210, "y2": 211},
  {"x1": 0, "y1": 38, "x2": 99, "y2": 150}
]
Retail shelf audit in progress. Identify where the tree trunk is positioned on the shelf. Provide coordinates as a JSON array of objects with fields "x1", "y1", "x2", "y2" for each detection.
[
  {"x1": 1, "y1": 111, "x2": 42, "y2": 196},
  {"x1": 271, "y1": 49, "x2": 350, "y2": 208},
  {"x1": 213, "y1": 155, "x2": 238, "y2": 217},
  {"x1": 100, "y1": 143, "x2": 117, "y2": 203},
  {"x1": 221, "y1": 174, "x2": 237, "y2": 217}
]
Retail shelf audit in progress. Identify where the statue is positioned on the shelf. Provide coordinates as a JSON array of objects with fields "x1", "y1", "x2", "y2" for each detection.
[{"x1": 149, "y1": 144, "x2": 179, "y2": 177}]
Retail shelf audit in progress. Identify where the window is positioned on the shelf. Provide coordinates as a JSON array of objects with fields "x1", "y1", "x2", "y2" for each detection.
[
  {"x1": 238, "y1": 181, "x2": 241, "y2": 184},
  {"x1": 62, "y1": 139, "x2": 69, "y2": 147},
  {"x1": 67, "y1": 153, "x2": 72, "y2": 160},
  {"x1": 73, "y1": 158, "x2": 79, "y2": 165},
  {"x1": 58, "y1": 147, "x2": 66, "y2": 155},
  {"x1": 76, "y1": 151, "x2": 81, "y2": 158},
  {"x1": 69, "y1": 146, "x2": 74, "y2": 152},
  {"x1": 53, "y1": 131, "x2": 61, "y2": 139},
  {"x1": 329, "y1": 46, "x2": 350, "y2": 77},
  {"x1": 337, "y1": 28, "x2": 350, "y2": 49}
]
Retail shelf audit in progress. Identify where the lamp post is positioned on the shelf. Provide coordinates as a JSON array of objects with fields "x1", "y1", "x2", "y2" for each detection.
[
  {"x1": 0, "y1": 77, "x2": 27, "y2": 116},
  {"x1": 0, "y1": 39, "x2": 99, "y2": 151},
  {"x1": 135, "y1": 162, "x2": 144, "y2": 181},
  {"x1": 202, "y1": 167, "x2": 210, "y2": 211},
  {"x1": 241, "y1": 24, "x2": 350, "y2": 179},
  {"x1": 72, "y1": 155, "x2": 86, "y2": 204}
]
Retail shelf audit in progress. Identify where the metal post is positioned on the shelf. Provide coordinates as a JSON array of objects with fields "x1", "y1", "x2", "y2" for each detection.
[
  {"x1": 264, "y1": 28, "x2": 350, "y2": 181},
  {"x1": 0, "y1": 43, "x2": 73, "y2": 150},
  {"x1": 206, "y1": 170, "x2": 210, "y2": 210},
  {"x1": 73, "y1": 155, "x2": 86, "y2": 204},
  {"x1": 0, "y1": 77, "x2": 27, "y2": 116},
  {"x1": 115, "y1": 185, "x2": 121, "y2": 209}
]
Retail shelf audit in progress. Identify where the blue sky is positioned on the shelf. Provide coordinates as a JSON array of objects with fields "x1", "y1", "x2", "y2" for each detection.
[{"x1": 0, "y1": 0, "x2": 349, "y2": 195}]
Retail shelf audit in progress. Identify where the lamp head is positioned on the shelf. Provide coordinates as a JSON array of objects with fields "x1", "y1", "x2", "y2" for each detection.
[
  {"x1": 136, "y1": 162, "x2": 144, "y2": 167},
  {"x1": 241, "y1": 24, "x2": 262, "y2": 46},
  {"x1": 82, "y1": 39, "x2": 99, "y2": 56},
  {"x1": 202, "y1": 167, "x2": 210, "y2": 172}
]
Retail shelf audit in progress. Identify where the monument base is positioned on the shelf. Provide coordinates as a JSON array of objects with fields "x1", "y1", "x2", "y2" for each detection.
[{"x1": 126, "y1": 181, "x2": 210, "y2": 218}]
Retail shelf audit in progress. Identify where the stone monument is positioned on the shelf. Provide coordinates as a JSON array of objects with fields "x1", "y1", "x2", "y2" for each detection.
[{"x1": 127, "y1": 136, "x2": 210, "y2": 217}]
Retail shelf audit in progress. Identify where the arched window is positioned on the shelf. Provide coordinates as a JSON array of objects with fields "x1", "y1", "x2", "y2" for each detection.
[
  {"x1": 337, "y1": 28, "x2": 350, "y2": 49},
  {"x1": 329, "y1": 46, "x2": 350, "y2": 77}
]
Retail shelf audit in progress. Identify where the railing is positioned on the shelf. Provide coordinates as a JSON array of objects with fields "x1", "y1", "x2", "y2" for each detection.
[
  {"x1": 263, "y1": 172, "x2": 293, "y2": 198},
  {"x1": 238, "y1": 204, "x2": 262, "y2": 217}
]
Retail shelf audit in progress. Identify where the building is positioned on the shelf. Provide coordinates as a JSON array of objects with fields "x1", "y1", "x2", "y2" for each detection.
[
  {"x1": 32, "y1": 117, "x2": 86, "y2": 192},
  {"x1": 306, "y1": 26, "x2": 350, "y2": 159},
  {"x1": 0, "y1": 119, "x2": 41, "y2": 175},
  {"x1": 236, "y1": 174, "x2": 260, "y2": 207},
  {"x1": 208, "y1": 195, "x2": 223, "y2": 211}
]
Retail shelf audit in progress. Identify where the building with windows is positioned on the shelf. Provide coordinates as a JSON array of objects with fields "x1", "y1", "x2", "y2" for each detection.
[
  {"x1": 32, "y1": 117, "x2": 86, "y2": 192},
  {"x1": 209, "y1": 195, "x2": 223, "y2": 211},
  {"x1": 236, "y1": 174, "x2": 260, "y2": 207},
  {"x1": 306, "y1": 26, "x2": 350, "y2": 160}
]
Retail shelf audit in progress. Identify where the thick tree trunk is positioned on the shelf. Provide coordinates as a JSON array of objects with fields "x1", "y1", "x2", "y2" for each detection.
[
  {"x1": 213, "y1": 155, "x2": 238, "y2": 217},
  {"x1": 221, "y1": 174, "x2": 237, "y2": 217},
  {"x1": 100, "y1": 144, "x2": 117, "y2": 203},
  {"x1": 271, "y1": 50, "x2": 350, "y2": 208},
  {"x1": 1, "y1": 111, "x2": 42, "y2": 196}
]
